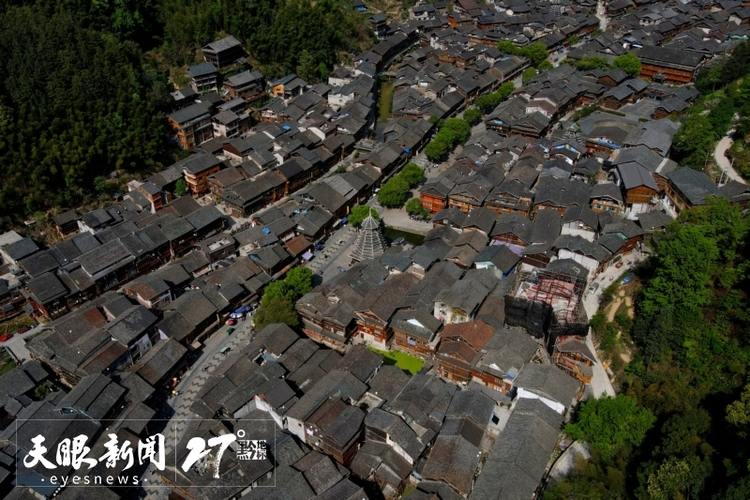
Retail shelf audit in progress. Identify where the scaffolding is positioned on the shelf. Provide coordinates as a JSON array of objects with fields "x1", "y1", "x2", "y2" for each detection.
[{"x1": 505, "y1": 268, "x2": 589, "y2": 350}]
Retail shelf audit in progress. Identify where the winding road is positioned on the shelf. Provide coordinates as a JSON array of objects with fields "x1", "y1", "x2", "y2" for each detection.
[{"x1": 714, "y1": 128, "x2": 747, "y2": 185}]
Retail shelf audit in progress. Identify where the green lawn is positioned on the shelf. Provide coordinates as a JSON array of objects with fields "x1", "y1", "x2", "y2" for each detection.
[
  {"x1": 377, "y1": 79, "x2": 395, "y2": 121},
  {"x1": 0, "y1": 356, "x2": 16, "y2": 377},
  {"x1": 368, "y1": 347, "x2": 424, "y2": 375}
]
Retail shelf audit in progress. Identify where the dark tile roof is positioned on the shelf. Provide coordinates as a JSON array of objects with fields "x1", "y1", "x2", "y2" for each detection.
[
  {"x1": 366, "y1": 365, "x2": 410, "y2": 404},
  {"x1": 472, "y1": 245, "x2": 520, "y2": 274},
  {"x1": 26, "y1": 272, "x2": 68, "y2": 305},
  {"x1": 470, "y1": 398, "x2": 563, "y2": 500},
  {"x1": 19, "y1": 250, "x2": 59, "y2": 278},
  {"x1": 0, "y1": 368, "x2": 35, "y2": 407},
  {"x1": 390, "y1": 309, "x2": 443, "y2": 341},
  {"x1": 78, "y1": 239, "x2": 133, "y2": 278},
  {"x1": 514, "y1": 363, "x2": 579, "y2": 408},
  {"x1": 167, "y1": 289, "x2": 217, "y2": 327},
  {"x1": 186, "y1": 204, "x2": 224, "y2": 231},
  {"x1": 56, "y1": 373, "x2": 126, "y2": 420},
  {"x1": 667, "y1": 167, "x2": 723, "y2": 205},
  {"x1": 135, "y1": 339, "x2": 188, "y2": 386},
  {"x1": 4, "y1": 237, "x2": 39, "y2": 262},
  {"x1": 334, "y1": 345, "x2": 383, "y2": 383},
  {"x1": 420, "y1": 435, "x2": 480, "y2": 497}
]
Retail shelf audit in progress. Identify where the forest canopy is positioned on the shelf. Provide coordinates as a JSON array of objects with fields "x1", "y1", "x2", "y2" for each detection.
[
  {"x1": 0, "y1": 0, "x2": 373, "y2": 223},
  {"x1": 0, "y1": 4, "x2": 172, "y2": 216}
]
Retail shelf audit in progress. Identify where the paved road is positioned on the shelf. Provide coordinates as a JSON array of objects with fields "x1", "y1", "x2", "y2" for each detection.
[
  {"x1": 596, "y1": 0, "x2": 608, "y2": 31},
  {"x1": 714, "y1": 128, "x2": 746, "y2": 184},
  {"x1": 308, "y1": 224, "x2": 359, "y2": 282},
  {"x1": 581, "y1": 254, "x2": 647, "y2": 399},
  {"x1": 141, "y1": 320, "x2": 256, "y2": 499},
  {"x1": 0, "y1": 322, "x2": 47, "y2": 363}
]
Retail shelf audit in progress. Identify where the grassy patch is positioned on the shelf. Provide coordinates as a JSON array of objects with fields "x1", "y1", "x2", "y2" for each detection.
[
  {"x1": 378, "y1": 79, "x2": 395, "y2": 121},
  {"x1": 368, "y1": 347, "x2": 424, "y2": 375},
  {"x1": 0, "y1": 356, "x2": 16, "y2": 376},
  {"x1": 0, "y1": 314, "x2": 35, "y2": 335}
]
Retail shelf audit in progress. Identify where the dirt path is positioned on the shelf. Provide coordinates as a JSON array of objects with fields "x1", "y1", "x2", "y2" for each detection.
[
  {"x1": 607, "y1": 298, "x2": 622, "y2": 322},
  {"x1": 624, "y1": 297, "x2": 634, "y2": 318}
]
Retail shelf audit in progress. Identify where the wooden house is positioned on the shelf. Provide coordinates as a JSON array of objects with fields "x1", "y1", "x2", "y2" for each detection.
[
  {"x1": 202, "y1": 35, "x2": 244, "y2": 67},
  {"x1": 390, "y1": 309, "x2": 443, "y2": 358}
]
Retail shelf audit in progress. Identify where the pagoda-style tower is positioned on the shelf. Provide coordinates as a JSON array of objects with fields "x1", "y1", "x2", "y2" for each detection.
[{"x1": 351, "y1": 212, "x2": 387, "y2": 262}]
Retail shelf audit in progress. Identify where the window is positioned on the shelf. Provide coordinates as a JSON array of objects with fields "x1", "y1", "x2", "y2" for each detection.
[{"x1": 407, "y1": 337, "x2": 417, "y2": 346}]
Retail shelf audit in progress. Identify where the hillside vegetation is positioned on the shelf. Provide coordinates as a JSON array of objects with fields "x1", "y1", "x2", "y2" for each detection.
[
  {"x1": 0, "y1": 0, "x2": 373, "y2": 226},
  {"x1": 547, "y1": 198, "x2": 750, "y2": 499}
]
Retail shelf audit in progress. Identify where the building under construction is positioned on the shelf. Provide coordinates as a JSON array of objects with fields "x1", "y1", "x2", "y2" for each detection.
[{"x1": 504, "y1": 267, "x2": 589, "y2": 350}]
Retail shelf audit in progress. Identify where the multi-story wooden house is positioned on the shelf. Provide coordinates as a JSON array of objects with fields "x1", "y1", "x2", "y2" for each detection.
[
  {"x1": 223, "y1": 70, "x2": 265, "y2": 99},
  {"x1": 436, "y1": 319, "x2": 495, "y2": 383},
  {"x1": 167, "y1": 104, "x2": 213, "y2": 150},
  {"x1": 471, "y1": 326, "x2": 543, "y2": 393},
  {"x1": 590, "y1": 183, "x2": 625, "y2": 215},
  {"x1": 552, "y1": 336, "x2": 595, "y2": 384},
  {"x1": 637, "y1": 45, "x2": 704, "y2": 84},
  {"x1": 296, "y1": 291, "x2": 357, "y2": 351},
  {"x1": 614, "y1": 163, "x2": 659, "y2": 215},
  {"x1": 663, "y1": 167, "x2": 723, "y2": 216},
  {"x1": 354, "y1": 273, "x2": 418, "y2": 350},
  {"x1": 187, "y1": 63, "x2": 219, "y2": 94},
  {"x1": 390, "y1": 309, "x2": 443, "y2": 358},
  {"x1": 180, "y1": 154, "x2": 223, "y2": 197},
  {"x1": 484, "y1": 180, "x2": 534, "y2": 217},
  {"x1": 201, "y1": 35, "x2": 244, "y2": 68},
  {"x1": 489, "y1": 212, "x2": 533, "y2": 251}
]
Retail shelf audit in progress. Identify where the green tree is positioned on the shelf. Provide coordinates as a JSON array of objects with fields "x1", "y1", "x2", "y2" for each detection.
[
  {"x1": 284, "y1": 266, "x2": 313, "y2": 300},
  {"x1": 576, "y1": 56, "x2": 610, "y2": 71},
  {"x1": 175, "y1": 178, "x2": 188, "y2": 197},
  {"x1": 463, "y1": 107, "x2": 483, "y2": 125},
  {"x1": 474, "y1": 81, "x2": 515, "y2": 113},
  {"x1": 708, "y1": 96, "x2": 735, "y2": 136},
  {"x1": 261, "y1": 280, "x2": 292, "y2": 303},
  {"x1": 0, "y1": 4, "x2": 172, "y2": 219},
  {"x1": 405, "y1": 197, "x2": 429, "y2": 219},
  {"x1": 522, "y1": 67, "x2": 537, "y2": 85},
  {"x1": 647, "y1": 456, "x2": 710, "y2": 500},
  {"x1": 296, "y1": 49, "x2": 319, "y2": 83},
  {"x1": 567, "y1": 35, "x2": 580, "y2": 45},
  {"x1": 424, "y1": 136, "x2": 450, "y2": 161},
  {"x1": 377, "y1": 176, "x2": 410, "y2": 207},
  {"x1": 253, "y1": 296, "x2": 300, "y2": 331},
  {"x1": 727, "y1": 384, "x2": 750, "y2": 426},
  {"x1": 671, "y1": 114, "x2": 716, "y2": 169},
  {"x1": 538, "y1": 59, "x2": 553, "y2": 71},
  {"x1": 519, "y1": 43, "x2": 549, "y2": 66},
  {"x1": 612, "y1": 53, "x2": 642, "y2": 77},
  {"x1": 496, "y1": 40, "x2": 519, "y2": 55},
  {"x1": 565, "y1": 395, "x2": 656, "y2": 461},
  {"x1": 441, "y1": 118, "x2": 471, "y2": 143},
  {"x1": 348, "y1": 204, "x2": 380, "y2": 227},
  {"x1": 399, "y1": 163, "x2": 425, "y2": 187},
  {"x1": 33, "y1": 383, "x2": 51, "y2": 401}
]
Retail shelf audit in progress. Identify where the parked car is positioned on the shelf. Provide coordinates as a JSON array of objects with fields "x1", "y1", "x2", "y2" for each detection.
[
  {"x1": 615, "y1": 261, "x2": 624, "y2": 269},
  {"x1": 226, "y1": 328, "x2": 235, "y2": 335},
  {"x1": 621, "y1": 274, "x2": 635, "y2": 285},
  {"x1": 219, "y1": 347, "x2": 231, "y2": 354},
  {"x1": 337, "y1": 267, "x2": 347, "y2": 273},
  {"x1": 226, "y1": 319, "x2": 237, "y2": 326},
  {"x1": 587, "y1": 283, "x2": 600, "y2": 296}
]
